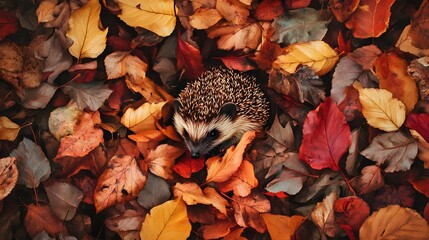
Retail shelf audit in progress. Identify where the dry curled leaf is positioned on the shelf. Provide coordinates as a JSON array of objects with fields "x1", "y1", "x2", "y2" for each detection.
[{"x1": 0, "y1": 157, "x2": 18, "y2": 201}]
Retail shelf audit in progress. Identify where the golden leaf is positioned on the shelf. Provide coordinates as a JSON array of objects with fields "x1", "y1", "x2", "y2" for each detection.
[
  {"x1": 116, "y1": 0, "x2": 177, "y2": 37},
  {"x1": 262, "y1": 214, "x2": 305, "y2": 240},
  {"x1": 360, "y1": 205, "x2": 429, "y2": 240},
  {"x1": 140, "y1": 198, "x2": 191, "y2": 240},
  {"x1": 0, "y1": 116, "x2": 20, "y2": 141},
  {"x1": 121, "y1": 102, "x2": 166, "y2": 133},
  {"x1": 273, "y1": 41, "x2": 339, "y2": 76},
  {"x1": 189, "y1": 8, "x2": 223, "y2": 30},
  {"x1": 66, "y1": 0, "x2": 108, "y2": 59},
  {"x1": 356, "y1": 87, "x2": 406, "y2": 132},
  {"x1": 36, "y1": 0, "x2": 58, "y2": 23}
]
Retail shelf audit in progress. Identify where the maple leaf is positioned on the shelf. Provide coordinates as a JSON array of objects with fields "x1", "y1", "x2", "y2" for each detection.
[
  {"x1": 140, "y1": 198, "x2": 191, "y2": 240},
  {"x1": 63, "y1": 82, "x2": 112, "y2": 111},
  {"x1": 116, "y1": 0, "x2": 177, "y2": 37},
  {"x1": 0, "y1": 157, "x2": 18, "y2": 201},
  {"x1": 359, "y1": 205, "x2": 429, "y2": 239},
  {"x1": 94, "y1": 155, "x2": 147, "y2": 213},
  {"x1": 299, "y1": 97, "x2": 351, "y2": 171},
  {"x1": 271, "y1": 8, "x2": 331, "y2": 45},
  {"x1": 66, "y1": 0, "x2": 108, "y2": 59}
]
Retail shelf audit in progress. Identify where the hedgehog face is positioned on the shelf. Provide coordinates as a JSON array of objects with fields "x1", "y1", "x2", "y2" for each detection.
[{"x1": 173, "y1": 101, "x2": 239, "y2": 158}]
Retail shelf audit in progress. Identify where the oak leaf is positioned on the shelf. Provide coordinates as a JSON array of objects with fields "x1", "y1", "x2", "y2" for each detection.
[
  {"x1": 145, "y1": 144, "x2": 184, "y2": 179},
  {"x1": 140, "y1": 198, "x2": 191, "y2": 240},
  {"x1": 218, "y1": 160, "x2": 258, "y2": 197},
  {"x1": 62, "y1": 82, "x2": 112, "y2": 111},
  {"x1": 359, "y1": 205, "x2": 429, "y2": 240},
  {"x1": 356, "y1": 87, "x2": 406, "y2": 132},
  {"x1": 206, "y1": 131, "x2": 255, "y2": 183},
  {"x1": 261, "y1": 214, "x2": 305, "y2": 240},
  {"x1": 273, "y1": 41, "x2": 338, "y2": 76},
  {"x1": 361, "y1": 131, "x2": 417, "y2": 173},
  {"x1": 10, "y1": 138, "x2": 51, "y2": 188},
  {"x1": 66, "y1": 0, "x2": 108, "y2": 59},
  {"x1": 25, "y1": 204, "x2": 67, "y2": 238},
  {"x1": 299, "y1": 97, "x2": 351, "y2": 171},
  {"x1": 121, "y1": 102, "x2": 166, "y2": 133},
  {"x1": 45, "y1": 181, "x2": 83, "y2": 221},
  {"x1": 94, "y1": 155, "x2": 147, "y2": 213},
  {"x1": 232, "y1": 191, "x2": 271, "y2": 233},
  {"x1": 116, "y1": 0, "x2": 177, "y2": 37},
  {"x1": 0, "y1": 116, "x2": 20, "y2": 141},
  {"x1": 345, "y1": 0, "x2": 395, "y2": 38},
  {"x1": 0, "y1": 157, "x2": 18, "y2": 200}
]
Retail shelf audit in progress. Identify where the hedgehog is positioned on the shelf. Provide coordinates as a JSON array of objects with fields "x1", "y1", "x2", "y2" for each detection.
[{"x1": 173, "y1": 67, "x2": 269, "y2": 158}]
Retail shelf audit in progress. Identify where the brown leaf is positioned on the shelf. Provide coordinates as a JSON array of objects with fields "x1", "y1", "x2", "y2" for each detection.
[
  {"x1": 25, "y1": 204, "x2": 67, "y2": 238},
  {"x1": 207, "y1": 22, "x2": 262, "y2": 51},
  {"x1": 218, "y1": 160, "x2": 258, "y2": 197},
  {"x1": 94, "y1": 155, "x2": 147, "y2": 213},
  {"x1": 409, "y1": 0, "x2": 429, "y2": 49},
  {"x1": 189, "y1": 8, "x2": 222, "y2": 30},
  {"x1": 329, "y1": 0, "x2": 359, "y2": 22},
  {"x1": 254, "y1": 0, "x2": 284, "y2": 21},
  {"x1": 232, "y1": 191, "x2": 271, "y2": 233},
  {"x1": 311, "y1": 190, "x2": 344, "y2": 237},
  {"x1": 203, "y1": 187, "x2": 230, "y2": 215},
  {"x1": 145, "y1": 144, "x2": 185, "y2": 179},
  {"x1": 200, "y1": 219, "x2": 237, "y2": 239},
  {"x1": 216, "y1": 0, "x2": 249, "y2": 25},
  {"x1": 206, "y1": 131, "x2": 255, "y2": 183},
  {"x1": 45, "y1": 181, "x2": 83, "y2": 221},
  {"x1": 0, "y1": 157, "x2": 18, "y2": 201},
  {"x1": 350, "y1": 165, "x2": 384, "y2": 195}
]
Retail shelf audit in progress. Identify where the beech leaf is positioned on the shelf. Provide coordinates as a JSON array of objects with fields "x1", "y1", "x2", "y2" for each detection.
[
  {"x1": 207, "y1": 22, "x2": 262, "y2": 51},
  {"x1": 45, "y1": 181, "x2": 83, "y2": 221},
  {"x1": 0, "y1": 116, "x2": 20, "y2": 141},
  {"x1": 94, "y1": 155, "x2": 147, "y2": 213},
  {"x1": 0, "y1": 157, "x2": 18, "y2": 201},
  {"x1": 189, "y1": 8, "x2": 222, "y2": 30},
  {"x1": 359, "y1": 205, "x2": 429, "y2": 240},
  {"x1": 361, "y1": 131, "x2": 417, "y2": 173},
  {"x1": 299, "y1": 97, "x2": 351, "y2": 171},
  {"x1": 10, "y1": 138, "x2": 51, "y2": 188},
  {"x1": 66, "y1": 0, "x2": 108, "y2": 59},
  {"x1": 63, "y1": 83, "x2": 112, "y2": 111},
  {"x1": 140, "y1": 198, "x2": 191, "y2": 240},
  {"x1": 116, "y1": 0, "x2": 177, "y2": 37}
]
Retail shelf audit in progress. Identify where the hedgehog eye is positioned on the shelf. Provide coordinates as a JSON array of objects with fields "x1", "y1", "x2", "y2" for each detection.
[{"x1": 208, "y1": 129, "x2": 219, "y2": 139}]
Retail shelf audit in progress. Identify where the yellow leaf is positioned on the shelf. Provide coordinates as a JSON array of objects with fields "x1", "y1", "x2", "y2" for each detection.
[
  {"x1": 125, "y1": 76, "x2": 174, "y2": 103},
  {"x1": 116, "y1": 0, "x2": 177, "y2": 37},
  {"x1": 121, "y1": 102, "x2": 166, "y2": 133},
  {"x1": 206, "y1": 131, "x2": 255, "y2": 183},
  {"x1": 359, "y1": 205, "x2": 429, "y2": 240},
  {"x1": 0, "y1": 116, "x2": 20, "y2": 141},
  {"x1": 36, "y1": 0, "x2": 58, "y2": 23},
  {"x1": 262, "y1": 214, "x2": 305, "y2": 240},
  {"x1": 140, "y1": 198, "x2": 191, "y2": 240},
  {"x1": 189, "y1": 8, "x2": 223, "y2": 30},
  {"x1": 356, "y1": 87, "x2": 406, "y2": 132},
  {"x1": 273, "y1": 41, "x2": 339, "y2": 76},
  {"x1": 104, "y1": 51, "x2": 148, "y2": 80},
  {"x1": 66, "y1": 0, "x2": 108, "y2": 59}
]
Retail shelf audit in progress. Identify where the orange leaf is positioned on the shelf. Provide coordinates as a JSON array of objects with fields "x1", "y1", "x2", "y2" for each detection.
[
  {"x1": 261, "y1": 214, "x2": 305, "y2": 240},
  {"x1": 55, "y1": 111, "x2": 104, "y2": 159},
  {"x1": 200, "y1": 219, "x2": 237, "y2": 239},
  {"x1": 145, "y1": 144, "x2": 185, "y2": 179},
  {"x1": 25, "y1": 204, "x2": 67, "y2": 238},
  {"x1": 206, "y1": 131, "x2": 255, "y2": 183},
  {"x1": 173, "y1": 182, "x2": 210, "y2": 205},
  {"x1": 218, "y1": 160, "x2": 258, "y2": 197},
  {"x1": 0, "y1": 157, "x2": 18, "y2": 200},
  {"x1": 345, "y1": 0, "x2": 395, "y2": 38},
  {"x1": 203, "y1": 187, "x2": 230, "y2": 215},
  {"x1": 94, "y1": 155, "x2": 147, "y2": 213}
]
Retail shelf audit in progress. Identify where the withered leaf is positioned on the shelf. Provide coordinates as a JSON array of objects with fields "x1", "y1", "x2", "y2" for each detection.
[
  {"x1": 25, "y1": 204, "x2": 67, "y2": 238},
  {"x1": 0, "y1": 157, "x2": 18, "y2": 200},
  {"x1": 232, "y1": 191, "x2": 271, "y2": 233},
  {"x1": 63, "y1": 82, "x2": 112, "y2": 111},
  {"x1": 45, "y1": 181, "x2": 83, "y2": 221},
  {"x1": 138, "y1": 172, "x2": 171, "y2": 209}
]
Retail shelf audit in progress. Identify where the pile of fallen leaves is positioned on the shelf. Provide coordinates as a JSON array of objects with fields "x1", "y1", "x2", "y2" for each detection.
[{"x1": 1, "y1": 0, "x2": 429, "y2": 239}]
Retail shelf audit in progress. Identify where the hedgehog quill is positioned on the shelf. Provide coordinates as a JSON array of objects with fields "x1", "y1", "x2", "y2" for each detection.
[{"x1": 173, "y1": 67, "x2": 269, "y2": 158}]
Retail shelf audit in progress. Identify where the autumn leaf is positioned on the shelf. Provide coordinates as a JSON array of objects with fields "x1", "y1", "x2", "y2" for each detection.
[
  {"x1": 94, "y1": 155, "x2": 147, "y2": 213},
  {"x1": 189, "y1": 8, "x2": 222, "y2": 30},
  {"x1": 36, "y1": 0, "x2": 57, "y2": 23},
  {"x1": 359, "y1": 205, "x2": 429, "y2": 240},
  {"x1": 396, "y1": 25, "x2": 429, "y2": 57},
  {"x1": 271, "y1": 8, "x2": 331, "y2": 45},
  {"x1": 311, "y1": 190, "x2": 344, "y2": 237},
  {"x1": 373, "y1": 52, "x2": 418, "y2": 112},
  {"x1": 349, "y1": 165, "x2": 384, "y2": 195},
  {"x1": 261, "y1": 214, "x2": 305, "y2": 240},
  {"x1": 203, "y1": 187, "x2": 230, "y2": 215},
  {"x1": 121, "y1": 102, "x2": 166, "y2": 133},
  {"x1": 361, "y1": 131, "x2": 417, "y2": 173},
  {"x1": 232, "y1": 191, "x2": 271, "y2": 233},
  {"x1": 105, "y1": 51, "x2": 148, "y2": 80},
  {"x1": 329, "y1": 0, "x2": 359, "y2": 22},
  {"x1": 176, "y1": 35, "x2": 205, "y2": 80},
  {"x1": 356, "y1": 87, "x2": 406, "y2": 132},
  {"x1": 25, "y1": 204, "x2": 67, "y2": 238},
  {"x1": 218, "y1": 160, "x2": 258, "y2": 197},
  {"x1": 0, "y1": 157, "x2": 18, "y2": 201},
  {"x1": 206, "y1": 131, "x2": 255, "y2": 183},
  {"x1": 409, "y1": 0, "x2": 429, "y2": 49},
  {"x1": 273, "y1": 41, "x2": 339, "y2": 76},
  {"x1": 254, "y1": 0, "x2": 284, "y2": 21},
  {"x1": 145, "y1": 144, "x2": 184, "y2": 179},
  {"x1": 116, "y1": 0, "x2": 177, "y2": 37},
  {"x1": 345, "y1": 0, "x2": 395, "y2": 38},
  {"x1": 62, "y1": 82, "x2": 112, "y2": 111},
  {"x1": 10, "y1": 138, "x2": 51, "y2": 188},
  {"x1": 45, "y1": 181, "x2": 83, "y2": 221},
  {"x1": 334, "y1": 196, "x2": 370, "y2": 232},
  {"x1": 137, "y1": 172, "x2": 171, "y2": 209},
  {"x1": 200, "y1": 219, "x2": 237, "y2": 239},
  {"x1": 21, "y1": 83, "x2": 58, "y2": 109},
  {"x1": 299, "y1": 97, "x2": 351, "y2": 171},
  {"x1": 0, "y1": 116, "x2": 20, "y2": 141},
  {"x1": 0, "y1": 10, "x2": 18, "y2": 41},
  {"x1": 66, "y1": 0, "x2": 108, "y2": 59},
  {"x1": 48, "y1": 102, "x2": 81, "y2": 140},
  {"x1": 173, "y1": 153, "x2": 205, "y2": 178},
  {"x1": 173, "y1": 182, "x2": 210, "y2": 205},
  {"x1": 216, "y1": 0, "x2": 249, "y2": 25},
  {"x1": 406, "y1": 113, "x2": 429, "y2": 142},
  {"x1": 207, "y1": 22, "x2": 262, "y2": 51},
  {"x1": 140, "y1": 198, "x2": 191, "y2": 240}
]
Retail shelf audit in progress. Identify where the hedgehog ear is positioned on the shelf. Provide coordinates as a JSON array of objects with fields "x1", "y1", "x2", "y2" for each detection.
[
  {"x1": 173, "y1": 99, "x2": 182, "y2": 113},
  {"x1": 219, "y1": 103, "x2": 237, "y2": 119}
]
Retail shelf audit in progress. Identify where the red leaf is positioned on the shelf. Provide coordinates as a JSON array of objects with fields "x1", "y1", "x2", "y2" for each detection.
[
  {"x1": 409, "y1": 175, "x2": 429, "y2": 198},
  {"x1": 337, "y1": 30, "x2": 352, "y2": 54},
  {"x1": 218, "y1": 56, "x2": 257, "y2": 72},
  {"x1": 173, "y1": 151, "x2": 205, "y2": 178},
  {"x1": 264, "y1": 191, "x2": 288, "y2": 199},
  {"x1": 334, "y1": 196, "x2": 370, "y2": 232},
  {"x1": 406, "y1": 113, "x2": 429, "y2": 142},
  {"x1": 285, "y1": 0, "x2": 311, "y2": 9},
  {"x1": 176, "y1": 35, "x2": 205, "y2": 80},
  {"x1": 0, "y1": 10, "x2": 19, "y2": 41},
  {"x1": 299, "y1": 97, "x2": 352, "y2": 170},
  {"x1": 254, "y1": 0, "x2": 285, "y2": 21},
  {"x1": 107, "y1": 36, "x2": 132, "y2": 51}
]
